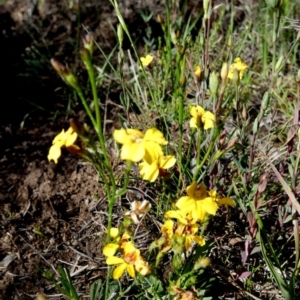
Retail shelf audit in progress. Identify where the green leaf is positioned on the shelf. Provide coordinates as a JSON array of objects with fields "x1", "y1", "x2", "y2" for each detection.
[{"x1": 90, "y1": 279, "x2": 103, "y2": 300}]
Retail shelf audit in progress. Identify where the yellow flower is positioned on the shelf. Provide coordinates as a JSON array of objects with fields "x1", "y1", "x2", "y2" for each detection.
[
  {"x1": 113, "y1": 128, "x2": 167, "y2": 162},
  {"x1": 47, "y1": 127, "x2": 80, "y2": 163},
  {"x1": 227, "y1": 57, "x2": 248, "y2": 80},
  {"x1": 140, "y1": 54, "x2": 154, "y2": 67},
  {"x1": 176, "y1": 182, "x2": 218, "y2": 221},
  {"x1": 139, "y1": 148, "x2": 176, "y2": 182},
  {"x1": 176, "y1": 182, "x2": 234, "y2": 221},
  {"x1": 106, "y1": 242, "x2": 140, "y2": 279},
  {"x1": 194, "y1": 65, "x2": 201, "y2": 78},
  {"x1": 189, "y1": 105, "x2": 215, "y2": 130},
  {"x1": 164, "y1": 210, "x2": 205, "y2": 250},
  {"x1": 106, "y1": 242, "x2": 150, "y2": 279}
]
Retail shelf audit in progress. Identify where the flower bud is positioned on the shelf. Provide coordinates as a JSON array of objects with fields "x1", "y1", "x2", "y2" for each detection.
[
  {"x1": 50, "y1": 58, "x2": 79, "y2": 89},
  {"x1": 180, "y1": 75, "x2": 186, "y2": 86},
  {"x1": 221, "y1": 62, "x2": 228, "y2": 81},
  {"x1": 194, "y1": 65, "x2": 201, "y2": 79},
  {"x1": 227, "y1": 35, "x2": 233, "y2": 48},
  {"x1": 117, "y1": 24, "x2": 123, "y2": 47},
  {"x1": 156, "y1": 14, "x2": 163, "y2": 24},
  {"x1": 194, "y1": 257, "x2": 211, "y2": 270},
  {"x1": 261, "y1": 92, "x2": 270, "y2": 111},
  {"x1": 275, "y1": 55, "x2": 284, "y2": 73},
  {"x1": 209, "y1": 71, "x2": 219, "y2": 95},
  {"x1": 36, "y1": 292, "x2": 48, "y2": 300},
  {"x1": 242, "y1": 105, "x2": 247, "y2": 121},
  {"x1": 203, "y1": 0, "x2": 210, "y2": 19},
  {"x1": 82, "y1": 33, "x2": 93, "y2": 56}
]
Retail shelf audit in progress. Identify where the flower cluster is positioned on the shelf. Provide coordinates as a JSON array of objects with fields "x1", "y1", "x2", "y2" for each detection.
[
  {"x1": 152, "y1": 182, "x2": 234, "y2": 255},
  {"x1": 103, "y1": 229, "x2": 150, "y2": 280},
  {"x1": 113, "y1": 128, "x2": 176, "y2": 182}
]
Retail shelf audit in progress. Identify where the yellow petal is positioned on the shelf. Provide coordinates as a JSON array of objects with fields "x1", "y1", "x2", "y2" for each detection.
[
  {"x1": 143, "y1": 142, "x2": 163, "y2": 163},
  {"x1": 202, "y1": 111, "x2": 215, "y2": 130},
  {"x1": 185, "y1": 236, "x2": 193, "y2": 250},
  {"x1": 65, "y1": 128, "x2": 77, "y2": 146},
  {"x1": 189, "y1": 182, "x2": 208, "y2": 199},
  {"x1": 159, "y1": 155, "x2": 176, "y2": 169},
  {"x1": 126, "y1": 264, "x2": 136, "y2": 278},
  {"x1": 217, "y1": 197, "x2": 235, "y2": 207},
  {"x1": 47, "y1": 144, "x2": 62, "y2": 164},
  {"x1": 196, "y1": 198, "x2": 218, "y2": 217},
  {"x1": 106, "y1": 256, "x2": 125, "y2": 265},
  {"x1": 189, "y1": 117, "x2": 198, "y2": 128},
  {"x1": 113, "y1": 128, "x2": 144, "y2": 145},
  {"x1": 113, "y1": 263, "x2": 127, "y2": 280},
  {"x1": 161, "y1": 220, "x2": 174, "y2": 239},
  {"x1": 140, "y1": 54, "x2": 154, "y2": 67},
  {"x1": 120, "y1": 142, "x2": 145, "y2": 162},
  {"x1": 135, "y1": 259, "x2": 150, "y2": 275},
  {"x1": 144, "y1": 128, "x2": 168, "y2": 145},
  {"x1": 186, "y1": 182, "x2": 198, "y2": 197},
  {"x1": 123, "y1": 242, "x2": 139, "y2": 255},
  {"x1": 176, "y1": 196, "x2": 195, "y2": 212},
  {"x1": 139, "y1": 161, "x2": 159, "y2": 182},
  {"x1": 190, "y1": 106, "x2": 205, "y2": 118},
  {"x1": 193, "y1": 235, "x2": 206, "y2": 246},
  {"x1": 52, "y1": 129, "x2": 66, "y2": 144},
  {"x1": 109, "y1": 227, "x2": 119, "y2": 238},
  {"x1": 103, "y1": 243, "x2": 119, "y2": 257},
  {"x1": 165, "y1": 210, "x2": 182, "y2": 220}
]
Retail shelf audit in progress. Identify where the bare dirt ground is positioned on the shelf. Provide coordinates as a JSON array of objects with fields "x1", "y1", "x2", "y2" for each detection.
[{"x1": 0, "y1": 1, "x2": 203, "y2": 299}]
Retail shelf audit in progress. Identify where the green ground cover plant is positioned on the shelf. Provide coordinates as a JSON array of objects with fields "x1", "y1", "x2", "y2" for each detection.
[{"x1": 38, "y1": 0, "x2": 300, "y2": 299}]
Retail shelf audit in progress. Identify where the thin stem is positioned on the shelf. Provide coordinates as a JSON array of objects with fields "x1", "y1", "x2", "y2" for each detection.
[
  {"x1": 192, "y1": 129, "x2": 203, "y2": 181},
  {"x1": 193, "y1": 127, "x2": 218, "y2": 182},
  {"x1": 75, "y1": 86, "x2": 96, "y2": 128},
  {"x1": 272, "y1": 9, "x2": 277, "y2": 74}
]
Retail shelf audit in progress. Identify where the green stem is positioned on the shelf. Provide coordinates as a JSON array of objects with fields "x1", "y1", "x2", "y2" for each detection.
[
  {"x1": 193, "y1": 127, "x2": 218, "y2": 182},
  {"x1": 192, "y1": 129, "x2": 203, "y2": 181},
  {"x1": 82, "y1": 51, "x2": 116, "y2": 194},
  {"x1": 272, "y1": 9, "x2": 277, "y2": 74},
  {"x1": 74, "y1": 86, "x2": 96, "y2": 128}
]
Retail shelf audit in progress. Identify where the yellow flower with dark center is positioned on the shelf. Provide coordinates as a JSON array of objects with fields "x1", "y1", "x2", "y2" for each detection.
[
  {"x1": 227, "y1": 57, "x2": 248, "y2": 80},
  {"x1": 113, "y1": 128, "x2": 167, "y2": 162},
  {"x1": 176, "y1": 182, "x2": 230, "y2": 221},
  {"x1": 189, "y1": 105, "x2": 215, "y2": 130},
  {"x1": 140, "y1": 54, "x2": 154, "y2": 67},
  {"x1": 106, "y1": 242, "x2": 140, "y2": 279},
  {"x1": 105, "y1": 242, "x2": 150, "y2": 279},
  {"x1": 47, "y1": 127, "x2": 80, "y2": 163}
]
